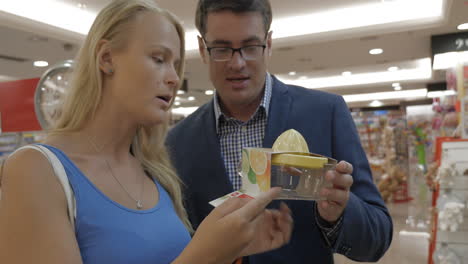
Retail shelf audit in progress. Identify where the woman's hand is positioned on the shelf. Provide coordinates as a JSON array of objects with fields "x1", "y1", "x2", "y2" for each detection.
[{"x1": 174, "y1": 187, "x2": 293, "y2": 264}]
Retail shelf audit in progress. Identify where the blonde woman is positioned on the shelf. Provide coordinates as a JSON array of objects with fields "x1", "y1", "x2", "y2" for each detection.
[{"x1": 0, "y1": 1, "x2": 292, "y2": 263}]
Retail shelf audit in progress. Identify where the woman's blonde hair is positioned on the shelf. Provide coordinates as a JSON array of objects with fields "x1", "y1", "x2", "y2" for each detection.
[{"x1": 53, "y1": 0, "x2": 192, "y2": 232}]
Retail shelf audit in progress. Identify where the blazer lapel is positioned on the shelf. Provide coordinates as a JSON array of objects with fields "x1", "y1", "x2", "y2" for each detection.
[{"x1": 263, "y1": 75, "x2": 292, "y2": 148}]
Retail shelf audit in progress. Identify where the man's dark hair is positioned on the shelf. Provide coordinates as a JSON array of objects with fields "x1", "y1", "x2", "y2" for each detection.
[{"x1": 195, "y1": 0, "x2": 272, "y2": 37}]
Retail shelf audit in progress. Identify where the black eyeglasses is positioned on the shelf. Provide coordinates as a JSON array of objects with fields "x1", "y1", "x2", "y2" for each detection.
[{"x1": 203, "y1": 38, "x2": 267, "y2": 61}]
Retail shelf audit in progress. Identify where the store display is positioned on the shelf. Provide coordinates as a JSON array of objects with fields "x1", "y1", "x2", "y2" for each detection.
[
  {"x1": 437, "y1": 189, "x2": 465, "y2": 232},
  {"x1": 433, "y1": 243, "x2": 461, "y2": 264},
  {"x1": 34, "y1": 60, "x2": 74, "y2": 130}
]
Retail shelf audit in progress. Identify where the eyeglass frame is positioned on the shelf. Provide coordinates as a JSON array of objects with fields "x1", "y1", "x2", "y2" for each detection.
[{"x1": 201, "y1": 34, "x2": 269, "y2": 62}]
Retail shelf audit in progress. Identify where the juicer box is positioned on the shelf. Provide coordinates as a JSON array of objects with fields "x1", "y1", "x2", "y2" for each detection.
[{"x1": 210, "y1": 148, "x2": 337, "y2": 207}]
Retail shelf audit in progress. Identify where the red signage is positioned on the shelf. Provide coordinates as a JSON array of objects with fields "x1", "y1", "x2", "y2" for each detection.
[{"x1": 0, "y1": 78, "x2": 42, "y2": 132}]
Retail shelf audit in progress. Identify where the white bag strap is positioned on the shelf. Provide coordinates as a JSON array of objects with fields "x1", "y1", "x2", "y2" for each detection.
[{"x1": 14, "y1": 145, "x2": 76, "y2": 228}]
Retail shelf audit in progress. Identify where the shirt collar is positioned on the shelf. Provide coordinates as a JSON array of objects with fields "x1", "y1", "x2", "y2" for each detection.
[{"x1": 213, "y1": 73, "x2": 272, "y2": 131}]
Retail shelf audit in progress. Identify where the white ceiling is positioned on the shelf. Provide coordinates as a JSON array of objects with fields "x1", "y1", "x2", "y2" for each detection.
[{"x1": 0, "y1": 0, "x2": 467, "y2": 109}]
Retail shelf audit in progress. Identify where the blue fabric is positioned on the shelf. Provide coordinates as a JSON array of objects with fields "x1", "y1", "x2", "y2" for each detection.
[
  {"x1": 166, "y1": 75, "x2": 393, "y2": 264},
  {"x1": 40, "y1": 144, "x2": 191, "y2": 264}
]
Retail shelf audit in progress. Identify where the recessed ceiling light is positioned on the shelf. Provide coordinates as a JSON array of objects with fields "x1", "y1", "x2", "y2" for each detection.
[
  {"x1": 457, "y1": 23, "x2": 468, "y2": 30},
  {"x1": 369, "y1": 100, "x2": 384, "y2": 107},
  {"x1": 205, "y1": 90, "x2": 214, "y2": 95},
  {"x1": 33, "y1": 60, "x2": 48, "y2": 67},
  {"x1": 177, "y1": 90, "x2": 185, "y2": 95},
  {"x1": 388, "y1": 66, "x2": 399, "y2": 72},
  {"x1": 288, "y1": 71, "x2": 297, "y2": 76},
  {"x1": 174, "y1": 101, "x2": 181, "y2": 106},
  {"x1": 394, "y1": 86, "x2": 402, "y2": 91},
  {"x1": 188, "y1": 96, "x2": 195, "y2": 101},
  {"x1": 342, "y1": 71, "x2": 352, "y2": 76},
  {"x1": 175, "y1": 96, "x2": 181, "y2": 101},
  {"x1": 57, "y1": 75, "x2": 62, "y2": 80},
  {"x1": 369, "y1": 48, "x2": 383, "y2": 55},
  {"x1": 392, "y1": 82, "x2": 400, "y2": 87}
]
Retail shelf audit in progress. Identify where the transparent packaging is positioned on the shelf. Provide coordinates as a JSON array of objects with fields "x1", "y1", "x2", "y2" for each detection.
[{"x1": 271, "y1": 163, "x2": 335, "y2": 200}]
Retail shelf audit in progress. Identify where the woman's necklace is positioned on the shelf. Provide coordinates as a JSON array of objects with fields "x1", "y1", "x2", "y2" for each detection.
[{"x1": 87, "y1": 137, "x2": 144, "y2": 209}]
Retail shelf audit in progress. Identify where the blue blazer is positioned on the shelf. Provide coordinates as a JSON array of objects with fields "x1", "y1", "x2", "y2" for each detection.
[{"x1": 166, "y1": 76, "x2": 393, "y2": 263}]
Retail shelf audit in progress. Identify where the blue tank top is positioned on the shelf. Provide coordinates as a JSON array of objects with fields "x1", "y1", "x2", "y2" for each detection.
[{"x1": 41, "y1": 145, "x2": 191, "y2": 264}]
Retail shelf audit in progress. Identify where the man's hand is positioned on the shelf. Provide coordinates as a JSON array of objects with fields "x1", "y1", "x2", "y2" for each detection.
[{"x1": 317, "y1": 161, "x2": 354, "y2": 223}]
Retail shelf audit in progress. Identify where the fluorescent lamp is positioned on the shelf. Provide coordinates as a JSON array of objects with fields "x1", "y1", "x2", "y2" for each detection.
[
  {"x1": 433, "y1": 51, "x2": 468, "y2": 70},
  {"x1": 342, "y1": 71, "x2": 352, "y2": 76},
  {"x1": 458, "y1": 23, "x2": 468, "y2": 30},
  {"x1": 399, "y1": 230, "x2": 430, "y2": 238},
  {"x1": 369, "y1": 100, "x2": 383, "y2": 107},
  {"x1": 427, "y1": 90, "x2": 457, "y2": 98},
  {"x1": 343, "y1": 88, "x2": 428, "y2": 103},
  {"x1": 0, "y1": 75, "x2": 15, "y2": 82},
  {"x1": 0, "y1": 0, "x2": 95, "y2": 35},
  {"x1": 0, "y1": 1, "x2": 444, "y2": 52},
  {"x1": 33, "y1": 60, "x2": 49, "y2": 67},
  {"x1": 369, "y1": 48, "x2": 383, "y2": 55},
  {"x1": 172, "y1": 107, "x2": 199, "y2": 116},
  {"x1": 270, "y1": 0, "x2": 444, "y2": 40},
  {"x1": 278, "y1": 58, "x2": 432, "y2": 89},
  {"x1": 205, "y1": 90, "x2": 214, "y2": 95}
]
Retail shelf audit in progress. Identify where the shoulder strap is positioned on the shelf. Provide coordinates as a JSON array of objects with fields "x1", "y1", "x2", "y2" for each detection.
[{"x1": 15, "y1": 145, "x2": 76, "y2": 228}]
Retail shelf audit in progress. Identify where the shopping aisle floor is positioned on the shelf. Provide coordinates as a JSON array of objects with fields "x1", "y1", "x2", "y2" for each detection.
[{"x1": 334, "y1": 202, "x2": 429, "y2": 264}]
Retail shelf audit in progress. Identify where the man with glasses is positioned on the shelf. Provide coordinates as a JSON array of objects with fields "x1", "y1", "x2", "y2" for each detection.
[{"x1": 167, "y1": 0, "x2": 392, "y2": 263}]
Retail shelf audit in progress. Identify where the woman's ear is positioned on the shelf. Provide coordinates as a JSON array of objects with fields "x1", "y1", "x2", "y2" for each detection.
[{"x1": 97, "y1": 39, "x2": 114, "y2": 75}]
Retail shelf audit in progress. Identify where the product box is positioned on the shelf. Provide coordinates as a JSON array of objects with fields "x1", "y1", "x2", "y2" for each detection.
[
  {"x1": 210, "y1": 129, "x2": 337, "y2": 206},
  {"x1": 240, "y1": 148, "x2": 337, "y2": 200}
]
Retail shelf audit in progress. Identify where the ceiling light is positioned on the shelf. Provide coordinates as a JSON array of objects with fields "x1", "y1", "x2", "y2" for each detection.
[
  {"x1": 33, "y1": 60, "x2": 48, "y2": 67},
  {"x1": 433, "y1": 51, "x2": 468, "y2": 70},
  {"x1": 278, "y1": 58, "x2": 431, "y2": 89},
  {"x1": 269, "y1": 0, "x2": 444, "y2": 40},
  {"x1": 188, "y1": 96, "x2": 195, "y2": 101},
  {"x1": 388, "y1": 66, "x2": 399, "y2": 72},
  {"x1": 369, "y1": 48, "x2": 383, "y2": 55},
  {"x1": 205, "y1": 90, "x2": 214, "y2": 95},
  {"x1": 427, "y1": 90, "x2": 457, "y2": 98},
  {"x1": 394, "y1": 86, "x2": 402, "y2": 91},
  {"x1": 457, "y1": 23, "x2": 468, "y2": 30},
  {"x1": 177, "y1": 90, "x2": 185, "y2": 95},
  {"x1": 0, "y1": 1, "x2": 444, "y2": 52},
  {"x1": 288, "y1": 71, "x2": 297, "y2": 76},
  {"x1": 343, "y1": 88, "x2": 428, "y2": 103},
  {"x1": 369, "y1": 100, "x2": 384, "y2": 107},
  {"x1": 174, "y1": 101, "x2": 181, "y2": 106},
  {"x1": 299, "y1": 76, "x2": 308, "y2": 80},
  {"x1": 57, "y1": 75, "x2": 62, "y2": 81},
  {"x1": 0, "y1": 1, "x2": 95, "y2": 35},
  {"x1": 392, "y1": 82, "x2": 400, "y2": 87},
  {"x1": 172, "y1": 107, "x2": 199, "y2": 117},
  {"x1": 342, "y1": 71, "x2": 352, "y2": 76},
  {"x1": 175, "y1": 96, "x2": 181, "y2": 101}
]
